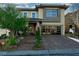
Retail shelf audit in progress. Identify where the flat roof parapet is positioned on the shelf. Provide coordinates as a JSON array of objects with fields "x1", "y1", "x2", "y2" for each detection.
[
  {"x1": 17, "y1": 4, "x2": 68, "y2": 11},
  {"x1": 36, "y1": 4, "x2": 68, "y2": 9}
]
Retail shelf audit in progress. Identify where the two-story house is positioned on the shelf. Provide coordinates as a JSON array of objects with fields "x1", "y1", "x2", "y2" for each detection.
[{"x1": 18, "y1": 4, "x2": 68, "y2": 35}]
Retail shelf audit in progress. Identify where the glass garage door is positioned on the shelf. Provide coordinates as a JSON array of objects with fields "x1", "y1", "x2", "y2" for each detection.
[{"x1": 42, "y1": 25, "x2": 61, "y2": 35}]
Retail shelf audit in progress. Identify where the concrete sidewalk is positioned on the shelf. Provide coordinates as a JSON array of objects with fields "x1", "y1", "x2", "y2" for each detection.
[{"x1": 1, "y1": 49, "x2": 79, "y2": 56}]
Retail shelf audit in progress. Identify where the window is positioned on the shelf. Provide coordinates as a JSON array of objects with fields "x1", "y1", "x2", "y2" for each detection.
[
  {"x1": 24, "y1": 12, "x2": 27, "y2": 17},
  {"x1": 46, "y1": 9, "x2": 58, "y2": 17},
  {"x1": 32, "y1": 12, "x2": 36, "y2": 18}
]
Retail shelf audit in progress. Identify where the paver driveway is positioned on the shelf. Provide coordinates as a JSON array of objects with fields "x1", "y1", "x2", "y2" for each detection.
[
  {"x1": 17, "y1": 35, "x2": 79, "y2": 50},
  {"x1": 42, "y1": 35, "x2": 79, "y2": 49}
]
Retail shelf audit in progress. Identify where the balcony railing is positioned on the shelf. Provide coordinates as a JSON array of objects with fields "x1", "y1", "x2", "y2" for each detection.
[
  {"x1": 27, "y1": 17, "x2": 60, "y2": 22},
  {"x1": 27, "y1": 18, "x2": 42, "y2": 22}
]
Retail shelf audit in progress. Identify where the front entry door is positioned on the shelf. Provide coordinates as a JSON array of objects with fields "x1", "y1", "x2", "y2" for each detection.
[{"x1": 29, "y1": 23, "x2": 36, "y2": 34}]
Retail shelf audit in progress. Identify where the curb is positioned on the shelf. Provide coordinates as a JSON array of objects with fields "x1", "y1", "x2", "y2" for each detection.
[
  {"x1": 68, "y1": 37, "x2": 79, "y2": 43},
  {"x1": 0, "y1": 49, "x2": 79, "y2": 56}
]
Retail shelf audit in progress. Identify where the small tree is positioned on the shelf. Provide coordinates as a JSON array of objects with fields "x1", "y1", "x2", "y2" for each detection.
[
  {"x1": 0, "y1": 4, "x2": 28, "y2": 38},
  {"x1": 34, "y1": 25, "x2": 41, "y2": 48}
]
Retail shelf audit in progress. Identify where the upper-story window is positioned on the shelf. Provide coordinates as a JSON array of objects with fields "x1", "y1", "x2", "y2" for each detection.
[
  {"x1": 24, "y1": 12, "x2": 27, "y2": 17},
  {"x1": 32, "y1": 12, "x2": 36, "y2": 18},
  {"x1": 46, "y1": 9, "x2": 58, "y2": 17}
]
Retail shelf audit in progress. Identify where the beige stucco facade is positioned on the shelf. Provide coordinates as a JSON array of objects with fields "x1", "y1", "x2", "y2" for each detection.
[
  {"x1": 19, "y1": 4, "x2": 67, "y2": 35},
  {"x1": 21, "y1": 11, "x2": 38, "y2": 18},
  {"x1": 40, "y1": 8, "x2": 65, "y2": 35},
  {"x1": 38, "y1": 8, "x2": 43, "y2": 19}
]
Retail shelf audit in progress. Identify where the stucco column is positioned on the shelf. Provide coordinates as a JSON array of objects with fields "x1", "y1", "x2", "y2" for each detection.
[
  {"x1": 36, "y1": 22, "x2": 41, "y2": 34},
  {"x1": 60, "y1": 9, "x2": 65, "y2": 35},
  {"x1": 40, "y1": 24, "x2": 42, "y2": 34},
  {"x1": 61, "y1": 25, "x2": 65, "y2": 35},
  {"x1": 36, "y1": 22, "x2": 40, "y2": 30}
]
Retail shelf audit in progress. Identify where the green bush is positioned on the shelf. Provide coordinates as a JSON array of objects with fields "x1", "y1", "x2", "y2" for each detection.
[
  {"x1": 34, "y1": 41, "x2": 41, "y2": 48},
  {"x1": 2, "y1": 37, "x2": 17, "y2": 50},
  {"x1": 6, "y1": 37, "x2": 17, "y2": 46},
  {"x1": 34, "y1": 28, "x2": 41, "y2": 48},
  {"x1": 22, "y1": 27, "x2": 29, "y2": 36}
]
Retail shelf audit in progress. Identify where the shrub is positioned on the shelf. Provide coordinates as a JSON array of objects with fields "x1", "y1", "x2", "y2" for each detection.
[
  {"x1": 2, "y1": 37, "x2": 17, "y2": 50},
  {"x1": 34, "y1": 28, "x2": 41, "y2": 48},
  {"x1": 6, "y1": 37, "x2": 17, "y2": 46}
]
